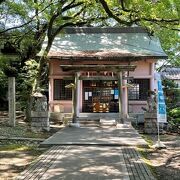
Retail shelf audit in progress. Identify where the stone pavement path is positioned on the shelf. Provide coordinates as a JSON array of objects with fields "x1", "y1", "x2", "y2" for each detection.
[
  {"x1": 40, "y1": 124, "x2": 147, "y2": 147},
  {"x1": 16, "y1": 124, "x2": 156, "y2": 180},
  {"x1": 16, "y1": 145, "x2": 156, "y2": 180}
]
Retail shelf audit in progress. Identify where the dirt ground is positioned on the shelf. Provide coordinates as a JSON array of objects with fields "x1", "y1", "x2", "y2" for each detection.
[
  {"x1": 0, "y1": 114, "x2": 62, "y2": 180},
  {"x1": 0, "y1": 149, "x2": 44, "y2": 179},
  {"x1": 140, "y1": 133, "x2": 180, "y2": 180}
]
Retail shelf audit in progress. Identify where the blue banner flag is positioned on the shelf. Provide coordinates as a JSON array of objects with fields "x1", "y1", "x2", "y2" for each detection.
[{"x1": 155, "y1": 73, "x2": 167, "y2": 123}]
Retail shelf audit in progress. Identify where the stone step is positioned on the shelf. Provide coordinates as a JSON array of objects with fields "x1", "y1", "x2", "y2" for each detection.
[
  {"x1": 79, "y1": 113, "x2": 120, "y2": 118},
  {"x1": 78, "y1": 120, "x2": 100, "y2": 127},
  {"x1": 100, "y1": 118, "x2": 117, "y2": 126}
]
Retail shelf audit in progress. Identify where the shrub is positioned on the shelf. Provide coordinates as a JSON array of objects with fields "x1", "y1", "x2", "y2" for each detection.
[{"x1": 169, "y1": 107, "x2": 180, "y2": 119}]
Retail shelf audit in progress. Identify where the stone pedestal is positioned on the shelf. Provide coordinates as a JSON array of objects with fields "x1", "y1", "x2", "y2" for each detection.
[
  {"x1": 144, "y1": 112, "x2": 157, "y2": 134},
  {"x1": 50, "y1": 112, "x2": 64, "y2": 123},
  {"x1": 31, "y1": 111, "x2": 50, "y2": 132}
]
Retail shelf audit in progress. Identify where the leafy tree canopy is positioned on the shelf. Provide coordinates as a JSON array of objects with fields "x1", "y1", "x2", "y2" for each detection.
[
  {"x1": 0, "y1": 0, "x2": 179, "y2": 114},
  {"x1": 0, "y1": 0, "x2": 179, "y2": 77},
  {"x1": 97, "y1": 0, "x2": 180, "y2": 66}
]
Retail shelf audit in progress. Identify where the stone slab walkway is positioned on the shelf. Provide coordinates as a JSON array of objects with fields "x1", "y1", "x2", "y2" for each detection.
[
  {"x1": 16, "y1": 145, "x2": 156, "y2": 180},
  {"x1": 40, "y1": 123, "x2": 147, "y2": 147},
  {"x1": 16, "y1": 123, "x2": 156, "y2": 180}
]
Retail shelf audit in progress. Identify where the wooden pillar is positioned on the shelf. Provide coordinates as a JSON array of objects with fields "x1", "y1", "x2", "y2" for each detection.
[
  {"x1": 150, "y1": 63, "x2": 155, "y2": 91},
  {"x1": 48, "y1": 78, "x2": 53, "y2": 112},
  {"x1": 8, "y1": 77, "x2": 16, "y2": 127},
  {"x1": 72, "y1": 72, "x2": 79, "y2": 123},
  {"x1": 76, "y1": 72, "x2": 80, "y2": 117},
  {"x1": 122, "y1": 72, "x2": 128, "y2": 118},
  {"x1": 118, "y1": 72, "x2": 123, "y2": 122}
]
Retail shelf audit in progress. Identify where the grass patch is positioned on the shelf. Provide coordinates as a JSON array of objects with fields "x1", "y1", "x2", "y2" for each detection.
[
  {"x1": 24, "y1": 131, "x2": 51, "y2": 139},
  {"x1": 141, "y1": 134, "x2": 154, "y2": 146},
  {"x1": 0, "y1": 144, "x2": 37, "y2": 151},
  {"x1": 0, "y1": 143, "x2": 46, "y2": 156},
  {"x1": 137, "y1": 147, "x2": 158, "y2": 178},
  {"x1": 137, "y1": 147, "x2": 152, "y2": 164},
  {"x1": 0, "y1": 144, "x2": 26, "y2": 151}
]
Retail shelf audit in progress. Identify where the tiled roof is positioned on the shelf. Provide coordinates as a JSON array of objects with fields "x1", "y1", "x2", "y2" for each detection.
[
  {"x1": 161, "y1": 67, "x2": 180, "y2": 80},
  {"x1": 38, "y1": 27, "x2": 167, "y2": 60}
]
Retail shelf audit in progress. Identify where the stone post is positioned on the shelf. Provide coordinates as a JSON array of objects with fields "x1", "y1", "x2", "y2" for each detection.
[{"x1": 8, "y1": 77, "x2": 16, "y2": 127}]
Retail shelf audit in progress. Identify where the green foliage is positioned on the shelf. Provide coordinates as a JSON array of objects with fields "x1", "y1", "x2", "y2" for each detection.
[
  {"x1": 98, "y1": 0, "x2": 180, "y2": 66},
  {"x1": 141, "y1": 135, "x2": 154, "y2": 146},
  {"x1": 0, "y1": 143, "x2": 44, "y2": 157},
  {"x1": 155, "y1": 29, "x2": 180, "y2": 67},
  {"x1": 0, "y1": 69, "x2": 7, "y2": 104},
  {"x1": 162, "y1": 79, "x2": 180, "y2": 132},
  {"x1": 169, "y1": 107, "x2": 180, "y2": 119},
  {"x1": 162, "y1": 79, "x2": 179, "y2": 108},
  {"x1": 17, "y1": 59, "x2": 39, "y2": 109},
  {"x1": 0, "y1": 144, "x2": 33, "y2": 151},
  {"x1": 163, "y1": 79, "x2": 178, "y2": 89},
  {"x1": 3, "y1": 65, "x2": 18, "y2": 77}
]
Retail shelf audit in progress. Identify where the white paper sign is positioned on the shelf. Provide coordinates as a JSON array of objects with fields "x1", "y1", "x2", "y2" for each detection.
[
  {"x1": 89, "y1": 92, "x2": 92, "y2": 96},
  {"x1": 111, "y1": 90, "x2": 114, "y2": 94},
  {"x1": 114, "y1": 95, "x2": 118, "y2": 99},
  {"x1": 85, "y1": 92, "x2": 89, "y2": 100}
]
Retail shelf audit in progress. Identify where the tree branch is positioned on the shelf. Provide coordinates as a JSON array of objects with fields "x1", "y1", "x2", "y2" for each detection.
[
  {"x1": 47, "y1": 2, "x2": 62, "y2": 38},
  {"x1": 142, "y1": 17, "x2": 179, "y2": 24},
  {"x1": 73, "y1": 5, "x2": 87, "y2": 18},
  {"x1": 62, "y1": 1, "x2": 84, "y2": 12},
  {"x1": 99, "y1": 0, "x2": 180, "y2": 29},
  {"x1": 98, "y1": 0, "x2": 132, "y2": 26},
  {"x1": 0, "y1": 0, "x2": 5, "y2": 4},
  {"x1": 0, "y1": 2, "x2": 55, "y2": 34},
  {"x1": 47, "y1": 1, "x2": 86, "y2": 38},
  {"x1": 54, "y1": 21, "x2": 87, "y2": 37},
  {"x1": 120, "y1": 0, "x2": 131, "y2": 12},
  {"x1": 61, "y1": 0, "x2": 75, "y2": 12}
]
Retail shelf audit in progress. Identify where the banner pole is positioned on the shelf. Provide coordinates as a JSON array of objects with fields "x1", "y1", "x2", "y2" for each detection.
[
  {"x1": 157, "y1": 122, "x2": 160, "y2": 144},
  {"x1": 153, "y1": 73, "x2": 166, "y2": 149}
]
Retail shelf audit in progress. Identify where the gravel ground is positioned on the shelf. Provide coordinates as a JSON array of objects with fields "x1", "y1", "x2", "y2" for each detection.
[{"x1": 140, "y1": 134, "x2": 180, "y2": 180}]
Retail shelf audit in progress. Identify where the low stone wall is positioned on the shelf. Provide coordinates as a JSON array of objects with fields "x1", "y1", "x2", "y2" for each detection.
[{"x1": 31, "y1": 111, "x2": 50, "y2": 132}]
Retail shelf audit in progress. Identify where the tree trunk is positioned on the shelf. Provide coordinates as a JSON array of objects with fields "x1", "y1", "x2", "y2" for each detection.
[
  {"x1": 24, "y1": 95, "x2": 32, "y2": 122},
  {"x1": 36, "y1": 37, "x2": 54, "y2": 88}
]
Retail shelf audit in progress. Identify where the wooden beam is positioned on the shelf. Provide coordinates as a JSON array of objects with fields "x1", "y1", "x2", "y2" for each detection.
[
  {"x1": 79, "y1": 76, "x2": 118, "y2": 81},
  {"x1": 79, "y1": 76, "x2": 134, "y2": 81},
  {"x1": 60, "y1": 64, "x2": 136, "y2": 72}
]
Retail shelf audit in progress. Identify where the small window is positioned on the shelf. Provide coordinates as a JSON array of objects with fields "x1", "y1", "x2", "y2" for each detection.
[
  {"x1": 128, "y1": 79, "x2": 150, "y2": 100},
  {"x1": 54, "y1": 79, "x2": 73, "y2": 100}
]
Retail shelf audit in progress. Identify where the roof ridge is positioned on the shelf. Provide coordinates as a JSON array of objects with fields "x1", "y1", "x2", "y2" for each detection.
[{"x1": 63, "y1": 27, "x2": 148, "y2": 34}]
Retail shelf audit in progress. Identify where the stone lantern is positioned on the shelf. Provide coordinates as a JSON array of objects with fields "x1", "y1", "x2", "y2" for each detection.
[{"x1": 31, "y1": 88, "x2": 50, "y2": 132}]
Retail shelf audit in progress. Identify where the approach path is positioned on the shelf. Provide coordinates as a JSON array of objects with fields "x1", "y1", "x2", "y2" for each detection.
[{"x1": 16, "y1": 123, "x2": 156, "y2": 180}]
